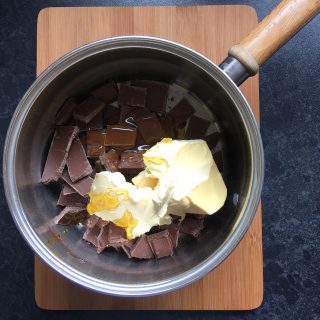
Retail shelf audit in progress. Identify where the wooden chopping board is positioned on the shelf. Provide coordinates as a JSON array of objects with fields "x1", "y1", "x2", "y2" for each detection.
[{"x1": 35, "y1": 6, "x2": 263, "y2": 310}]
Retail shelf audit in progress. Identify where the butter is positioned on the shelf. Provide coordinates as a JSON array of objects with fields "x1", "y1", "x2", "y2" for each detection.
[{"x1": 87, "y1": 138, "x2": 227, "y2": 239}]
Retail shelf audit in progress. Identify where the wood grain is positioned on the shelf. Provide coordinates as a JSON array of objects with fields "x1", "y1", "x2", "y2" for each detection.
[
  {"x1": 35, "y1": 6, "x2": 263, "y2": 310},
  {"x1": 236, "y1": 0, "x2": 320, "y2": 67}
]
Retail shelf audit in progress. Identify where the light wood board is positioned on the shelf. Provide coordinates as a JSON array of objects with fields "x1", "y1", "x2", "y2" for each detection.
[{"x1": 35, "y1": 6, "x2": 263, "y2": 310}]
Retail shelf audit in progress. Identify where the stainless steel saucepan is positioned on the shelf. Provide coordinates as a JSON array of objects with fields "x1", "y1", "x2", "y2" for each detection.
[{"x1": 3, "y1": 0, "x2": 319, "y2": 296}]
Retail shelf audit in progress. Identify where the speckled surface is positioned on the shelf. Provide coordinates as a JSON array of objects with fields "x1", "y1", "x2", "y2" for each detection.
[{"x1": 0, "y1": 0, "x2": 319, "y2": 319}]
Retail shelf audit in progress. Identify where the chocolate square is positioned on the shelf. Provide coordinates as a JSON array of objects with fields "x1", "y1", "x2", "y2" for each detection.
[
  {"x1": 118, "y1": 84, "x2": 147, "y2": 108},
  {"x1": 119, "y1": 105, "x2": 151, "y2": 125},
  {"x1": 147, "y1": 229, "x2": 174, "y2": 258},
  {"x1": 118, "y1": 150, "x2": 145, "y2": 174},
  {"x1": 135, "y1": 113, "x2": 165, "y2": 144},
  {"x1": 57, "y1": 186, "x2": 87, "y2": 207},
  {"x1": 168, "y1": 98, "x2": 195, "y2": 127},
  {"x1": 103, "y1": 105, "x2": 121, "y2": 125},
  {"x1": 91, "y1": 81, "x2": 118, "y2": 104},
  {"x1": 130, "y1": 235, "x2": 154, "y2": 259},
  {"x1": 99, "y1": 149, "x2": 120, "y2": 172},
  {"x1": 185, "y1": 115, "x2": 210, "y2": 139},
  {"x1": 73, "y1": 96, "x2": 105, "y2": 124},
  {"x1": 131, "y1": 80, "x2": 168, "y2": 112},
  {"x1": 61, "y1": 170, "x2": 93, "y2": 197},
  {"x1": 105, "y1": 125, "x2": 137, "y2": 148}
]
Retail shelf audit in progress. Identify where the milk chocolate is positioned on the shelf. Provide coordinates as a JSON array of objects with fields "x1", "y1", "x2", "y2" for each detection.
[
  {"x1": 73, "y1": 96, "x2": 105, "y2": 124},
  {"x1": 161, "y1": 224, "x2": 180, "y2": 248},
  {"x1": 135, "y1": 114, "x2": 165, "y2": 144},
  {"x1": 131, "y1": 80, "x2": 168, "y2": 112},
  {"x1": 205, "y1": 132, "x2": 220, "y2": 150},
  {"x1": 54, "y1": 98, "x2": 77, "y2": 125},
  {"x1": 158, "y1": 115, "x2": 176, "y2": 138},
  {"x1": 61, "y1": 171, "x2": 93, "y2": 197},
  {"x1": 97, "y1": 222, "x2": 127, "y2": 253},
  {"x1": 86, "y1": 130, "x2": 107, "y2": 158},
  {"x1": 121, "y1": 239, "x2": 136, "y2": 258},
  {"x1": 105, "y1": 125, "x2": 137, "y2": 148},
  {"x1": 41, "y1": 126, "x2": 79, "y2": 184},
  {"x1": 185, "y1": 116, "x2": 210, "y2": 139},
  {"x1": 118, "y1": 150, "x2": 145, "y2": 174},
  {"x1": 54, "y1": 206, "x2": 87, "y2": 225},
  {"x1": 99, "y1": 149, "x2": 120, "y2": 172},
  {"x1": 168, "y1": 98, "x2": 195, "y2": 126},
  {"x1": 67, "y1": 138, "x2": 92, "y2": 182},
  {"x1": 83, "y1": 221, "x2": 101, "y2": 247},
  {"x1": 86, "y1": 112, "x2": 103, "y2": 130},
  {"x1": 118, "y1": 84, "x2": 147, "y2": 108},
  {"x1": 180, "y1": 215, "x2": 204, "y2": 237},
  {"x1": 57, "y1": 186, "x2": 87, "y2": 206},
  {"x1": 86, "y1": 145, "x2": 105, "y2": 158},
  {"x1": 147, "y1": 229, "x2": 174, "y2": 258},
  {"x1": 91, "y1": 81, "x2": 118, "y2": 104},
  {"x1": 130, "y1": 235, "x2": 154, "y2": 259}
]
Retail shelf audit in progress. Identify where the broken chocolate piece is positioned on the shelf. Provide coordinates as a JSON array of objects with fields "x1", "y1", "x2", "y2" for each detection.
[
  {"x1": 103, "y1": 105, "x2": 121, "y2": 125},
  {"x1": 41, "y1": 126, "x2": 79, "y2": 184},
  {"x1": 130, "y1": 235, "x2": 154, "y2": 259},
  {"x1": 54, "y1": 206, "x2": 87, "y2": 225},
  {"x1": 119, "y1": 105, "x2": 151, "y2": 125},
  {"x1": 67, "y1": 138, "x2": 92, "y2": 182},
  {"x1": 86, "y1": 130, "x2": 106, "y2": 158},
  {"x1": 118, "y1": 84, "x2": 147, "y2": 108},
  {"x1": 73, "y1": 96, "x2": 105, "y2": 124},
  {"x1": 168, "y1": 98, "x2": 195, "y2": 127},
  {"x1": 180, "y1": 215, "x2": 204, "y2": 237},
  {"x1": 91, "y1": 81, "x2": 118, "y2": 104},
  {"x1": 99, "y1": 149, "x2": 120, "y2": 172},
  {"x1": 121, "y1": 239, "x2": 136, "y2": 258},
  {"x1": 185, "y1": 115, "x2": 210, "y2": 139},
  {"x1": 61, "y1": 171, "x2": 93, "y2": 197},
  {"x1": 54, "y1": 98, "x2": 77, "y2": 125},
  {"x1": 105, "y1": 125, "x2": 137, "y2": 148},
  {"x1": 118, "y1": 150, "x2": 145, "y2": 174},
  {"x1": 86, "y1": 215, "x2": 100, "y2": 228},
  {"x1": 86, "y1": 112, "x2": 103, "y2": 130},
  {"x1": 131, "y1": 80, "x2": 168, "y2": 112},
  {"x1": 96, "y1": 223, "x2": 110, "y2": 254},
  {"x1": 83, "y1": 221, "x2": 101, "y2": 247},
  {"x1": 159, "y1": 115, "x2": 176, "y2": 138},
  {"x1": 57, "y1": 186, "x2": 87, "y2": 207},
  {"x1": 213, "y1": 151, "x2": 223, "y2": 172},
  {"x1": 161, "y1": 224, "x2": 180, "y2": 248},
  {"x1": 86, "y1": 144, "x2": 105, "y2": 158},
  {"x1": 135, "y1": 113, "x2": 165, "y2": 144},
  {"x1": 205, "y1": 132, "x2": 221, "y2": 150},
  {"x1": 147, "y1": 230, "x2": 174, "y2": 258}
]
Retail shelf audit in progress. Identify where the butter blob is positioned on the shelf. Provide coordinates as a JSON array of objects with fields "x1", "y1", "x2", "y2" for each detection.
[{"x1": 87, "y1": 138, "x2": 227, "y2": 239}]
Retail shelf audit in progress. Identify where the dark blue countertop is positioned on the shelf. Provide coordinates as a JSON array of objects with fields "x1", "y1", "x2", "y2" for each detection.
[{"x1": 0, "y1": 1, "x2": 319, "y2": 319}]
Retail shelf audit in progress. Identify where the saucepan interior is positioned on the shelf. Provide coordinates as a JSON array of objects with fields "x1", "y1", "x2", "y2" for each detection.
[{"x1": 4, "y1": 38, "x2": 263, "y2": 296}]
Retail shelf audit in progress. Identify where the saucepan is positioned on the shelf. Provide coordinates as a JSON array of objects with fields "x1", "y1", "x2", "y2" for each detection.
[{"x1": 3, "y1": 0, "x2": 319, "y2": 296}]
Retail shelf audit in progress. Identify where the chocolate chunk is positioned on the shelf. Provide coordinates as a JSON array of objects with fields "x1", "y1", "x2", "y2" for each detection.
[
  {"x1": 99, "y1": 149, "x2": 120, "y2": 172},
  {"x1": 108, "y1": 222, "x2": 127, "y2": 244},
  {"x1": 86, "y1": 215, "x2": 100, "y2": 228},
  {"x1": 61, "y1": 171, "x2": 93, "y2": 197},
  {"x1": 147, "y1": 230, "x2": 174, "y2": 258},
  {"x1": 54, "y1": 206, "x2": 87, "y2": 225},
  {"x1": 66, "y1": 138, "x2": 92, "y2": 182},
  {"x1": 118, "y1": 150, "x2": 145, "y2": 174},
  {"x1": 160, "y1": 224, "x2": 180, "y2": 248},
  {"x1": 180, "y1": 215, "x2": 204, "y2": 237},
  {"x1": 205, "y1": 132, "x2": 221, "y2": 150},
  {"x1": 97, "y1": 222, "x2": 127, "y2": 253},
  {"x1": 158, "y1": 115, "x2": 176, "y2": 138},
  {"x1": 131, "y1": 81, "x2": 168, "y2": 112},
  {"x1": 185, "y1": 116, "x2": 210, "y2": 139},
  {"x1": 105, "y1": 125, "x2": 137, "y2": 148},
  {"x1": 41, "y1": 126, "x2": 79, "y2": 184},
  {"x1": 168, "y1": 99, "x2": 195, "y2": 127},
  {"x1": 73, "y1": 96, "x2": 105, "y2": 124},
  {"x1": 213, "y1": 151, "x2": 223, "y2": 172},
  {"x1": 130, "y1": 235, "x2": 154, "y2": 259},
  {"x1": 91, "y1": 81, "x2": 118, "y2": 104},
  {"x1": 121, "y1": 239, "x2": 136, "y2": 258},
  {"x1": 135, "y1": 114, "x2": 165, "y2": 144},
  {"x1": 103, "y1": 105, "x2": 121, "y2": 125},
  {"x1": 57, "y1": 186, "x2": 87, "y2": 206},
  {"x1": 96, "y1": 223, "x2": 110, "y2": 253},
  {"x1": 119, "y1": 105, "x2": 151, "y2": 125},
  {"x1": 118, "y1": 84, "x2": 147, "y2": 108},
  {"x1": 54, "y1": 98, "x2": 77, "y2": 125},
  {"x1": 86, "y1": 145, "x2": 105, "y2": 158},
  {"x1": 83, "y1": 221, "x2": 101, "y2": 247},
  {"x1": 86, "y1": 112, "x2": 103, "y2": 130}
]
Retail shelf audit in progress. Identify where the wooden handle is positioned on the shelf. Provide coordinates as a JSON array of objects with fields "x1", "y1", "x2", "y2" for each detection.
[{"x1": 229, "y1": 0, "x2": 320, "y2": 75}]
